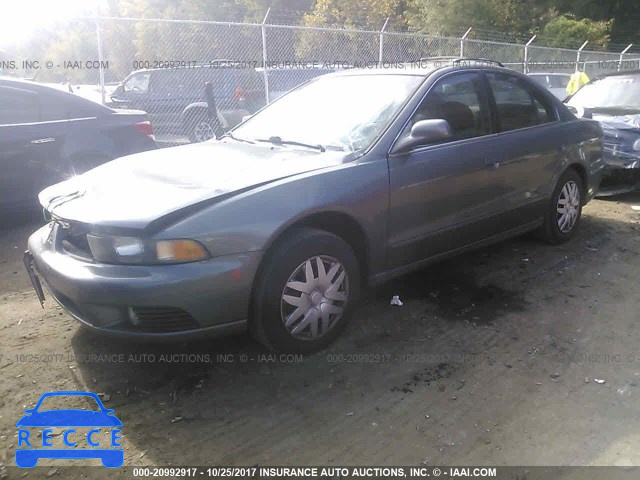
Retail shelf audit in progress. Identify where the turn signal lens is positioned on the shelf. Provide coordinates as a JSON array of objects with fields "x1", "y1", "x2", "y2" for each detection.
[{"x1": 156, "y1": 240, "x2": 208, "y2": 262}]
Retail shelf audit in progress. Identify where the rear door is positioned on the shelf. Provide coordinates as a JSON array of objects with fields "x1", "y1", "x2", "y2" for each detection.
[
  {"x1": 387, "y1": 71, "x2": 505, "y2": 268},
  {"x1": 0, "y1": 86, "x2": 65, "y2": 209},
  {"x1": 485, "y1": 71, "x2": 563, "y2": 229}
]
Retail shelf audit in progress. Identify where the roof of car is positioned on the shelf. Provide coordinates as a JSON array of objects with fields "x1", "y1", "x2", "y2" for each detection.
[
  {"x1": 327, "y1": 59, "x2": 509, "y2": 78},
  {"x1": 0, "y1": 76, "x2": 112, "y2": 111}
]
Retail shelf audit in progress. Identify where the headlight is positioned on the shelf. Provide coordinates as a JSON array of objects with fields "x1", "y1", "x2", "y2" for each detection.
[
  {"x1": 87, "y1": 235, "x2": 209, "y2": 264},
  {"x1": 633, "y1": 139, "x2": 640, "y2": 151}
]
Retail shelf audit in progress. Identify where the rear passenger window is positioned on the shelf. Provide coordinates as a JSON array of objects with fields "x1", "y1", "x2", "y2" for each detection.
[
  {"x1": 409, "y1": 72, "x2": 491, "y2": 141},
  {"x1": 0, "y1": 87, "x2": 39, "y2": 124},
  {"x1": 487, "y1": 73, "x2": 555, "y2": 131}
]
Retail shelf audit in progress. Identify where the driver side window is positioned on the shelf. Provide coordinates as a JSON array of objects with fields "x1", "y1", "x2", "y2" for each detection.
[
  {"x1": 408, "y1": 72, "x2": 491, "y2": 142},
  {"x1": 123, "y1": 73, "x2": 151, "y2": 94}
]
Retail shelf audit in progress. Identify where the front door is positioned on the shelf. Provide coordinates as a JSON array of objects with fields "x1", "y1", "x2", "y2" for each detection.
[{"x1": 387, "y1": 71, "x2": 504, "y2": 269}]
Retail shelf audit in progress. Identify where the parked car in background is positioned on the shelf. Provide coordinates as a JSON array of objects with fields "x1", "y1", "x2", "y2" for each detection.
[
  {"x1": 527, "y1": 72, "x2": 571, "y2": 100},
  {"x1": 566, "y1": 69, "x2": 640, "y2": 195},
  {"x1": 108, "y1": 65, "x2": 264, "y2": 143},
  {"x1": 25, "y1": 60, "x2": 603, "y2": 353},
  {"x1": 256, "y1": 66, "x2": 338, "y2": 102},
  {"x1": 0, "y1": 77, "x2": 156, "y2": 213}
]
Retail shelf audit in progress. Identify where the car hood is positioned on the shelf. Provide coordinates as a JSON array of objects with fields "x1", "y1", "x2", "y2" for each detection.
[
  {"x1": 593, "y1": 113, "x2": 640, "y2": 131},
  {"x1": 40, "y1": 141, "x2": 348, "y2": 230}
]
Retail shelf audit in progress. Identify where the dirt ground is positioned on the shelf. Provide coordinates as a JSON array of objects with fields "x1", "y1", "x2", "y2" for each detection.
[{"x1": 1, "y1": 193, "x2": 640, "y2": 479}]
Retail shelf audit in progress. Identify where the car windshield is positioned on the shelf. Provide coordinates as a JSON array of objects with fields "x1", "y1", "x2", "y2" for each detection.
[
  {"x1": 233, "y1": 74, "x2": 423, "y2": 152},
  {"x1": 567, "y1": 75, "x2": 640, "y2": 110},
  {"x1": 37, "y1": 395, "x2": 101, "y2": 412}
]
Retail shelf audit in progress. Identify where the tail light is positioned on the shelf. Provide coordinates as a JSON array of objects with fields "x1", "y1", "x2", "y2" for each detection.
[
  {"x1": 134, "y1": 120, "x2": 154, "y2": 139},
  {"x1": 234, "y1": 86, "x2": 245, "y2": 102}
]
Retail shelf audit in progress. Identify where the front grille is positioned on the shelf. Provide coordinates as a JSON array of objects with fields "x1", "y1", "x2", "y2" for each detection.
[
  {"x1": 129, "y1": 306, "x2": 200, "y2": 332},
  {"x1": 61, "y1": 233, "x2": 93, "y2": 260}
]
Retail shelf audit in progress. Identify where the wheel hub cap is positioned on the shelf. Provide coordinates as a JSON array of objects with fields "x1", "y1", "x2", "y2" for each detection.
[
  {"x1": 194, "y1": 122, "x2": 215, "y2": 142},
  {"x1": 556, "y1": 180, "x2": 580, "y2": 233},
  {"x1": 280, "y1": 256, "x2": 349, "y2": 340}
]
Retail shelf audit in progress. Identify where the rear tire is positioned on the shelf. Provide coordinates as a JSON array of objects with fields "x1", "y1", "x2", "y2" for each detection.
[
  {"x1": 185, "y1": 111, "x2": 224, "y2": 143},
  {"x1": 250, "y1": 228, "x2": 360, "y2": 353},
  {"x1": 538, "y1": 169, "x2": 584, "y2": 244}
]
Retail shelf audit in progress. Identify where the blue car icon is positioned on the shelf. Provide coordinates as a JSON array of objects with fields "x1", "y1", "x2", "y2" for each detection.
[{"x1": 16, "y1": 391, "x2": 123, "y2": 468}]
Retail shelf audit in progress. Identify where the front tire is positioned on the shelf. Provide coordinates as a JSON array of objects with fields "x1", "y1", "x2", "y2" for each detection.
[
  {"x1": 251, "y1": 228, "x2": 360, "y2": 353},
  {"x1": 539, "y1": 169, "x2": 584, "y2": 244}
]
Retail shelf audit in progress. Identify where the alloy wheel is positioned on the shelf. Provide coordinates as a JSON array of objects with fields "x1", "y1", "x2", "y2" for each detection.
[
  {"x1": 556, "y1": 180, "x2": 580, "y2": 233},
  {"x1": 193, "y1": 121, "x2": 215, "y2": 142}
]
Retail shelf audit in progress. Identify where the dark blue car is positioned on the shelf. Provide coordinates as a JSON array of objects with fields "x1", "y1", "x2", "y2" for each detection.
[
  {"x1": 0, "y1": 77, "x2": 156, "y2": 213},
  {"x1": 15, "y1": 391, "x2": 123, "y2": 468}
]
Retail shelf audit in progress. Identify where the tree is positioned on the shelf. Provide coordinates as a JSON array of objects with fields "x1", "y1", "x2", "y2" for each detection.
[
  {"x1": 405, "y1": 0, "x2": 553, "y2": 37},
  {"x1": 540, "y1": 14, "x2": 611, "y2": 49},
  {"x1": 303, "y1": 0, "x2": 407, "y2": 31}
]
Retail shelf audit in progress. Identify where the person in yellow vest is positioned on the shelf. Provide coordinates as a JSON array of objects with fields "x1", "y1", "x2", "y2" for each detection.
[{"x1": 566, "y1": 66, "x2": 590, "y2": 95}]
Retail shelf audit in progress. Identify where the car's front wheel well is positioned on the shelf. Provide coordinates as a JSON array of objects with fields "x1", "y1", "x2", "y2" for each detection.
[
  {"x1": 249, "y1": 212, "x2": 369, "y2": 318},
  {"x1": 290, "y1": 213, "x2": 368, "y2": 281}
]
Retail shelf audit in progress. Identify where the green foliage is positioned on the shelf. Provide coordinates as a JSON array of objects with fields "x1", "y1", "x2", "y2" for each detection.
[
  {"x1": 404, "y1": 0, "x2": 554, "y2": 37},
  {"x1": 540, "y1": 14, "x2": 611, "y2": 49}
]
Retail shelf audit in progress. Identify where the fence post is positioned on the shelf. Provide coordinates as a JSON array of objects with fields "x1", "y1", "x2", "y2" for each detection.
[
  {"x1": 460, "y1": 27, "x2": 472, "y2": 57},
  {"x1": 261, "y1": 7, "x2": 271, "y2": 105},
  {"x1": 379, "y1": 17, "x2": 389, "y2": 65},
  {"x1": 523, "y1": 35, "x2": 536, "y2": 74},
  {"x1": 576, "y1": 40, "x2": 588, "y2": 71},
  {"x1": 618, "y1": 44, "x2": 633, "y2": 71},
  {"x1": 95, "y1": 19, "x2": 106, "y2": 105}
]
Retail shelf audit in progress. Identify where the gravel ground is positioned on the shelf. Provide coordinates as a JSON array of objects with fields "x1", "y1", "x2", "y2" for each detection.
[{"x1": 1, "y1": 193, "x2": 639, "y2": 479}]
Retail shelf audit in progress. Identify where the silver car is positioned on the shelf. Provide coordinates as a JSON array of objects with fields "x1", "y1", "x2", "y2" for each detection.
[
  {"x1": 527, "y1": 72, "x2": 571, "y2": 100},
  {"x1": 25, "y1": 61, "x2": 604, "y2": 352}
]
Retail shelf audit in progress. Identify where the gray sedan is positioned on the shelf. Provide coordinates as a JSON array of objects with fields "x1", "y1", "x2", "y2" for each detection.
[{"x1": 25, "y1": 61, "x2": 605, "y2": 352}]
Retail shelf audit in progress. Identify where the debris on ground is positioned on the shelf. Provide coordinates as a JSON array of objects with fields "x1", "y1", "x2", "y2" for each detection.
[
  {"x1": 550, "y1": 373, "x2": 561, "y2": 382},
  {"x1": 594, "y1": 379, "x2": 606, "y2": 384},
  {"x1": 390, "y1": 295, "x2": 403, "y2": 306},
  {"x1": 171, "y1": 416, "x2": 183, "y2": 423}
]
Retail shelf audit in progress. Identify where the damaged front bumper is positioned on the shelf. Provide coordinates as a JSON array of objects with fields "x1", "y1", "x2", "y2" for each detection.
[
  {"x1": 598, "y1": 149, "x2": 640, "y2": 196},
  {"x1": 24, "y1": 222, "x2": 261, "y2": 340}
]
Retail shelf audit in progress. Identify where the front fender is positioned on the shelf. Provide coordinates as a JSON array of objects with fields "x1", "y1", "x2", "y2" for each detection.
[{"x1": 156, "y1": 158, "x2": 390, "y2": 277}]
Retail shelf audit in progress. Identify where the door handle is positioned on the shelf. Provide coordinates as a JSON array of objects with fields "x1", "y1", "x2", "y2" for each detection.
[
  {"x1": 484, "y1": 158, "x2": 500, "y2": 169},
  {"x1": 31, "y1": 138, "x2": 55, "y2": 144}
]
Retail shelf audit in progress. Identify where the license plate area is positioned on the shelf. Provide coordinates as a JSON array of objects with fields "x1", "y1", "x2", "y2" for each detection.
[{"x1": 23, "y1": 251, "x2": 46, "y2": 308}]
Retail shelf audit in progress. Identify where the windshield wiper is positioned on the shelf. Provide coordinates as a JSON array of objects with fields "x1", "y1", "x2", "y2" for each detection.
[
  {"x1": 220, "y1": 132, "x2": 255, "y2": 144},
  {"x1": 255, "y1": 136, "x2": 326, "y2": 152}
]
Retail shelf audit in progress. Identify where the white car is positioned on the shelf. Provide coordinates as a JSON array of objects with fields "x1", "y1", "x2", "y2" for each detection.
[{"x1": 527, "y1": 73, "x2": 571, "y2": 100}]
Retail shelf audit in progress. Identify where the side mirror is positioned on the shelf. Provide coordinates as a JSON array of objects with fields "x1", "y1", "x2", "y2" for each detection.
[{"x1": 392, "y1": 119, "x2": 453, "y2": 154}]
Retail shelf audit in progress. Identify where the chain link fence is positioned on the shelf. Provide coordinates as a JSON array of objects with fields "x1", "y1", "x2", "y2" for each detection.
[{"x1": 3, "y1": 16, "x2": 639, "y2": 143}]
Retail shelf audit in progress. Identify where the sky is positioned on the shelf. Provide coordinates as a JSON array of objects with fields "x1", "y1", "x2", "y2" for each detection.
[{"x1": 0, "y1": 0, "x2": 105, "y2": 47}]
